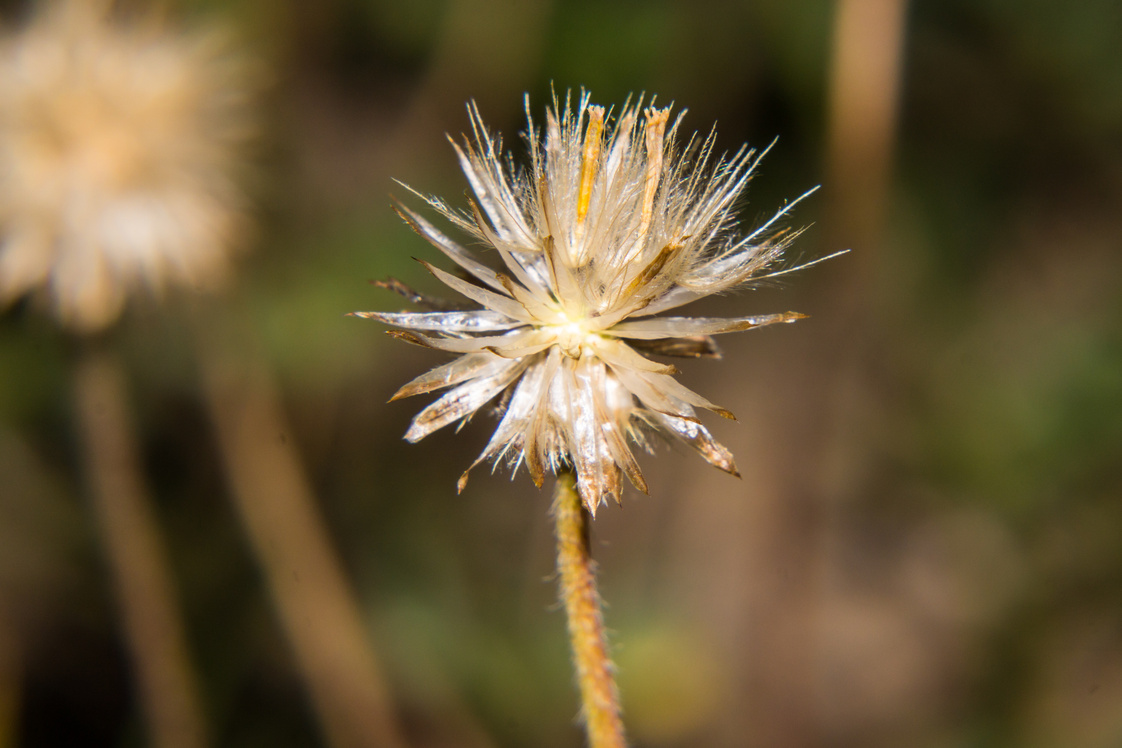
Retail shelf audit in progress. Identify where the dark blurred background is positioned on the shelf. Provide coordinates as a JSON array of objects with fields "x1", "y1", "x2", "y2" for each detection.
[{"x1": 2, "y1": 0, "x2": 1121, "y2": 746}]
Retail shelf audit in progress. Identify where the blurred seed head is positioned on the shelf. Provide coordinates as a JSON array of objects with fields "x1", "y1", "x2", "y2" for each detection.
[
  {"x1": 358, "y1": 92, "x2": 826, "y2": 513},
  {"x1": 0, "y1": 0, "x2": 258, "y2": 332}
]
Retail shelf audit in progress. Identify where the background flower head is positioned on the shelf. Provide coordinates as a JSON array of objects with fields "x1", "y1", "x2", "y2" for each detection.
[
  {"x1": 0, "y1": 0, "x2": 256, "y2": 332},
  {"x1": 358, "y1": 92, "x2": 817, "y2": 513}
]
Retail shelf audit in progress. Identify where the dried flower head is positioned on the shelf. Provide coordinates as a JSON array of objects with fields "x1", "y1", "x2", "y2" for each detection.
[
  {"x1": 0, "y1": 0, "x2": 256, "y2": 332},
  {"x1": 358, "y1": 92, "x2": 827, "y2": 514}
]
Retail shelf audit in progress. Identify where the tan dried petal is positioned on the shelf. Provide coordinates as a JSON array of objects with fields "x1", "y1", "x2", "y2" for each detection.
[{"x1": 628, "y1": 335, "x2": 722, "y2": 359}]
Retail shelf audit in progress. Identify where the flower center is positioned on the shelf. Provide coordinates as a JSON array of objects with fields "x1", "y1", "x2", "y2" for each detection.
[{"x1": 547, "y1": 315, "x2": 600, "y2": 358}]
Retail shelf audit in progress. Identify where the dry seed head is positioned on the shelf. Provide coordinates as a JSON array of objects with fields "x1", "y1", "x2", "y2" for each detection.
[
  {"x1": 0, "y1": 0, "x2": 257, "y2": 331},
  {"x1": 357, "y1": 91, "x2": 827, "y2": 514}
]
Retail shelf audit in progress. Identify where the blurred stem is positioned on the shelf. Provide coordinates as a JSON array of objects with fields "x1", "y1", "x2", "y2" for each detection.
[
  {"x1": 72, "y1": 344, "x2": 208, "y2": 748},
  {"x1": 825, "y1": 0, "x2": 908, "y2": 256},
  {"x1": 722, "y1": 3, "x2": 909, "y2": 746},
  {"x1": 0, "y1": 620, "x2": 19, "y2": 748},
  {"x1": 193, "y1": 328, "x2": 406, "y2": 748},
  {"x1": 552, "y1": 472, "x2": 627, "y2": 748}
]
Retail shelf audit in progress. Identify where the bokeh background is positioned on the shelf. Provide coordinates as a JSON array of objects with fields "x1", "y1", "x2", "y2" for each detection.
[{"x1": 2, "y1": 0, "x2": 1122, "y2": 746}]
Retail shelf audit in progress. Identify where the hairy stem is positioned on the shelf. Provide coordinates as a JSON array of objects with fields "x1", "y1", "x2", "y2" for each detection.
[{"x1": 552, "y1": 471, "x2": 627, "y2": 748}]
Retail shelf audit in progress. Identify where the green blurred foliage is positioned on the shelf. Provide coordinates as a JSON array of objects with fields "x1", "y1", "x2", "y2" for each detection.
[{"x1": 2, "y1": 0, "x2": 1122, "y2": 746}]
